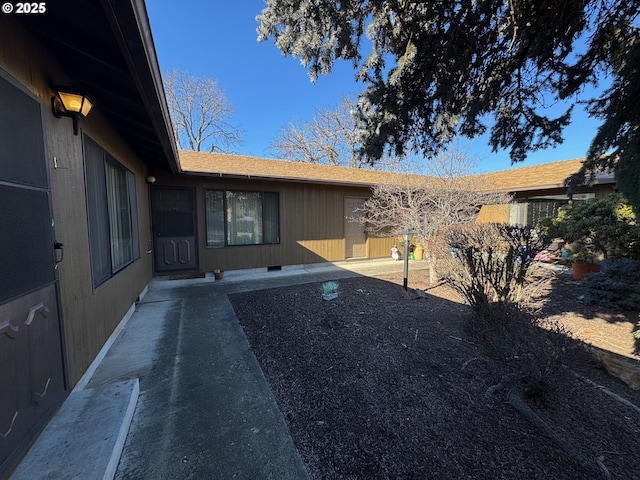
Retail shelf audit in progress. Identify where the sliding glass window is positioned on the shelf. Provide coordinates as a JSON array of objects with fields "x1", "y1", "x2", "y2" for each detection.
[
  {"x1": 205, "y1": 190, "x2": 279, "y2": 247},
  {"x1": 85, "y1": 136, "x2": 139, "y2": 286}
]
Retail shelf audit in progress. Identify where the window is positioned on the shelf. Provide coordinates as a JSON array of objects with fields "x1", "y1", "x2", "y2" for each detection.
[
  {"x1": 85, "y1": 137, "x2": 139, "y2": 286},
  {"x1": 0, "y1": 70, "x2": 55, "y2": 304},
  {"x1": 205, "y1": 190, "x2": 279, "y2": 247},
  {"x1": 508, "y1": 199, "x2": 571, "y2": 226}
]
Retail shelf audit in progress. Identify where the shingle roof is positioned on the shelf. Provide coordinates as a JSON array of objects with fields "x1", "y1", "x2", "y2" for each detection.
[
  {"x1": 475, "y1": 158, "x2": 586, "y2": 192},
  {"x1": 178, "y1": 151, "x2": 399, "y2": 186},
  {"x1": 178, "y1": 151, "x2": 614, "y2": 192}
]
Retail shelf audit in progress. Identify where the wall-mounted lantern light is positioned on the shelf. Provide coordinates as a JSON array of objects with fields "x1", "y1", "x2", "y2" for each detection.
[{"x1": 52, "y1": 90, "x2": 93, "y2": 135}]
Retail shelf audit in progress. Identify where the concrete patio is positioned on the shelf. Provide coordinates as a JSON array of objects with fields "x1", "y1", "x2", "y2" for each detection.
[{"x1": 10, "y1": 258, "x2": 425, "y2": 479}]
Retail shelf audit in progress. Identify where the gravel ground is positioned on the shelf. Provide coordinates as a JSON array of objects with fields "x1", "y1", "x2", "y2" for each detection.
[{"x1": 229, "y1": 269, "x2": 640, "y2": 480}]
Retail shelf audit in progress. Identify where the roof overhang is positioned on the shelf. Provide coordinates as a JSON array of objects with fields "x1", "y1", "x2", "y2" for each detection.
[
  {"x1": 180, "y1": 169, "x2": 379, "y2": 187},
  {"x1": 176, "y1": 152, "x2": 618, "y2": 193},
  {"x1": 16, "y1": 0, "x2": 180, "y2": 173},
  {"x1": 494, "y1": 173, "x2": 617, "y2": 194}
]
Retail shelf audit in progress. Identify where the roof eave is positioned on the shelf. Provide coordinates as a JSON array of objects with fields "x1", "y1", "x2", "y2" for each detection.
[
  {"x1": 497, "y1": 176, "x2": 616, "y2": 194},
  {"x1": 101, "y1": 0, "x2": 180, "y2": 173},
  {"x1": 181, "y1": 170, "x2": 376, "y2": 187}
]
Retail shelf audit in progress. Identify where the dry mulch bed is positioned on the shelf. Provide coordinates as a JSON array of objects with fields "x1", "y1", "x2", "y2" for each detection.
[{"x1": 229, "y1": 269, "x2": 640, "y2": 479}]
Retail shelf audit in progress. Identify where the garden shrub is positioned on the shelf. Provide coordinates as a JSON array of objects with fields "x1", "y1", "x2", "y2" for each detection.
[
  {"x1": 536, "y1": 193, "x2": 640, "y2": 260},
  {"x1": 441, "y1": 223, "x2": 571, "y2": 402},
  {"x1": 578, "y1": 259, "x2": 640, "y2": 311},
  {"x1": 442, "y1": 223, "x2": 547, "y2": 319}
]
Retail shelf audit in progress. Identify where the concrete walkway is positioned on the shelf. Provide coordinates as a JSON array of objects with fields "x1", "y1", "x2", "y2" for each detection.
[{"x1": 10, "y1": 259, "x2": 422, "y2": 480}]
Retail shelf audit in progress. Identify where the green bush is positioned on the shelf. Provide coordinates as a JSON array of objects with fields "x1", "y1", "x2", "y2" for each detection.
[
  {"x1": 536, "y1": 193, "x2": 640, "y2": 260},
  {"x1": 578, "y1": 259, "x2": 640, "y2": 311}
]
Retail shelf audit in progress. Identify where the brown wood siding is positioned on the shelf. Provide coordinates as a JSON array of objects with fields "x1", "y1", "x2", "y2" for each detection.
[
  {"x1": 367, "y1": 235, "x2": 397, "y2": 259},
  {"x1": 152, "y1": 172, "x2": 398, "y2": 272},
  {"x1": 157, "y1": 174, "x2": 617, "y2": 274},
  {"x1": 476, "y1": 204, "x2": 509, "y2": 223},
  {"x1": 49, "y1": 125, "x2": 153, "y2": 386},
  {"x1": 510, "y1": 184, "x2": 615, "y2": 201},
  {"x1": 1, "y1": 20, "x2": 154, "y2": 387}
]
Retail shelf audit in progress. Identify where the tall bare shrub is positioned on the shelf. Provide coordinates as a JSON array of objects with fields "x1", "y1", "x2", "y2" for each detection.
[
  {"x1": 361, "y1": 147, "x2": 511, "y2": 282},
  {"x1": 442, "y1": 223, "x2": 569, "y2": 401}
]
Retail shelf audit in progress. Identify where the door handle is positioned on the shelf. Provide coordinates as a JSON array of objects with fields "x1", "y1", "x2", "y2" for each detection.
[{"x1": 54, "y1": 241, "x2": 64, "y2": 263}]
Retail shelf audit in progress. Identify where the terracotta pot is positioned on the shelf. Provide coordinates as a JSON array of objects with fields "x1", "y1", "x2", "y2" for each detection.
[{"x1": 571, "y1": 262, "x2": 601, "y2": 280}]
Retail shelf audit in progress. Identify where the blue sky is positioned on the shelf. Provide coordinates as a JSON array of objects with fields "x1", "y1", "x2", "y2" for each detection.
[{"x1": 146, "y1": 0, "x2": 602, "y2": 173}]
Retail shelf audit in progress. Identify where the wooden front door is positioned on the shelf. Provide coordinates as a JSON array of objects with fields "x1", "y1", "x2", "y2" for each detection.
[
  {"x1": 344, "y1": 197, "x2": 367, "y2": 258},
  {"x1": 151, "y1": 187, "x2": 198, "y2": 272},
  {"x1": 0, "y1": 71, "x2": 66, "y2": 473}
]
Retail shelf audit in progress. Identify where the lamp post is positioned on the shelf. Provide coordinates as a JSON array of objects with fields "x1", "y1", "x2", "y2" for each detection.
[{"x1": 402, "y1": 227, "x2": 414, "y2": 291}]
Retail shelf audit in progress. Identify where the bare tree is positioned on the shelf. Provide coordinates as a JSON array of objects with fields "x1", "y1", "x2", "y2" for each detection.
[
  {"x1": 271, "y1": 95, "x2": 364, "y2": 167},
  {"x1": 163, "y1": 69, "x2": 242, "y2": 152},
  {"x1": 361, "y1": 146, "x2": 511, "y2": 283},
  {"x1": 272, "y1": 95, "x2": 424, "y2": 171}
]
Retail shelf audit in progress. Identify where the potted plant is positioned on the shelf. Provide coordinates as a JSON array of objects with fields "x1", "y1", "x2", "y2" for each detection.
[
  {"x1": 321, "y1": 281, "x2": 339, "y2": 300},
  {"x1": 567, "y1": 244, "x2": 601, "y2": 280},
  {"x1": 537, "y1": 194, "x2": 640, "y2": 280}
]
